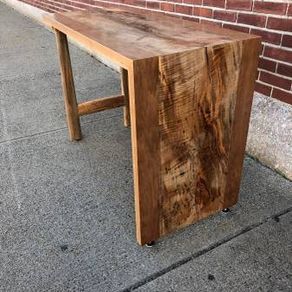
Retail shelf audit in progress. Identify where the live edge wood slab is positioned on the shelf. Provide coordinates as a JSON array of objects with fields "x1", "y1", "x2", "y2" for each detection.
[{"x1": 44, "y1": 8, "x2": 261, "y2": 245}]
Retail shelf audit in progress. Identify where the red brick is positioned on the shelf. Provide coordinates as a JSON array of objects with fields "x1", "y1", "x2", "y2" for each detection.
[
  {"x1": 277, "y1": 64, "x2": 292, "y2": 78},
  {"x1": 183, "y1": 0, "x2": 202, "y2": 4},
  {"x1": 264, "y1": 46, "x2": 292, "y2": 64},
  {"x1": 258, "y1": 58, "x2": 277, "y2": 72},
  {"x1": 136, "y1": 0, "x2": 146, "y2": 7},
  {"x1": 147, "y1": 1, "x2": 160, "y2": 9},
  {"x1": 193, "y1": 7, "x2": 213, "y2": 18},
  {"x1": 203, "y1": 0, "x2": 225, "y2": 8},
  {"x1": 200, "y1": 19, "x2": 222, "y2": 27},
  {"x1": 214, "y1": 10, "x2": 236, "y2": 22},
  {"x1": 282, "y1": 35, "x2": 292, "y2": 49},
  {"x1": 255, "y1": 81, "x2": 272, "y2": 96},
  {"x1": 161, "y1": 2, "x2": 174, "y2": 12},
  {"x1": 226, "y1": 0, "x2": 252, "y2": 11},
  {"x1": 30, "y1": 2, "x2": 55, "y2": 13},
  {"x1": 223, "y1": 23, "x2": 249, "y2": 33},
  {"x1": 253, "y1": 1, "x2": 287, "y2": 16},
  {"x1": 272, "y1": 88, "x2": 292, "y2": 104},
  {"x1": 250, "y1": 29, "x2": 281, "y2": 45},
  {"x1": 182, "y1": 15, "x2": 200, "y2": 22},
  {"x1": 260, "y1": 71, "x2": 291, "y2": 91},
  {"x1": 267, "y1": 17, "x2": 292, "y2": 32},
  {"x1": 237, "y1": 13, "x2": 266, "y2": 27},
  {"x1": 124, "y1": 0, "x2": 146, "y2": 7},
  {"x1": 175, "y1": 4, "x2": 192, "y2": 15},
  {"x1": 288, "y1": 4, "x2": 292, "y2": 16}
]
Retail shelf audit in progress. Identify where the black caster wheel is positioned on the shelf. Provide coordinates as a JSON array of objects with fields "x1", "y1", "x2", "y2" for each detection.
[
  {"x1": 145, "y1": 241, "x2": 155, "y2": 247},
  {"x1": 222, "y1": 208, "x2": 230, "y2": 213}
]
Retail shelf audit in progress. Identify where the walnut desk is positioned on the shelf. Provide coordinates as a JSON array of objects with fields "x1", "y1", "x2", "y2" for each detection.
[{"x1": 44, "y1": 8, "x2": 261, "y2": 246}]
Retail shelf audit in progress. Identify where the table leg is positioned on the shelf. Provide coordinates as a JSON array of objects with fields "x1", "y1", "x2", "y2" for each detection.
[
  {"x1": 121, "y1": 68, "x2": 130, "y2": 127},
  {"x1": 128, "y1": 58, "x2": 160, "y2": 245},
  {"x1": 55, "y1": 29, "x2": 81, "y2": 141}
]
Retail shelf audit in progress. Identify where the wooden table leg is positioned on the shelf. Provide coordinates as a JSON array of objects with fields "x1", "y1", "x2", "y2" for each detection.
[
  {"x1": 128, "y1": 58, "x2": 160, "y2": 245},
  {"x1": 55, "y1": 29, "x2": 81, "y2": 141},
  {"x1": 121, "y1": 68, "x2": 130, "y2": 127},
  {"x1": 128, "y1": 39, "x2": 260, "y2": 245}
]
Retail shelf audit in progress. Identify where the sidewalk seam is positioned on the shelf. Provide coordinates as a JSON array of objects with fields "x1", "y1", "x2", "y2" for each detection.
[
  {"x1": 0, "y1": 112, "x2": 123, "y2": 145},
  {"x1": 120, "y1": 207, "x2": 292, "y2": 292}
]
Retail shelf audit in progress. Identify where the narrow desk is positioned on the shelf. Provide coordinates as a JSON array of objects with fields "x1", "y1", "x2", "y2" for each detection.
[{"x1": 44, "y1": 8, "x2": 261, "y2": 246}]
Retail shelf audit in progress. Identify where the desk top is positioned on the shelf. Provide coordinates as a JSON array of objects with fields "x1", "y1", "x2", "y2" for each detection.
[{"x1": 44, "y1": 8, "x2": 259, "y2": 63}]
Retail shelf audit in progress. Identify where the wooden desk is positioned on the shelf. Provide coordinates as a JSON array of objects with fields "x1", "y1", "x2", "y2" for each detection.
[{"x1": 44, "y1": 8, "x2": 261, "y2": 246}]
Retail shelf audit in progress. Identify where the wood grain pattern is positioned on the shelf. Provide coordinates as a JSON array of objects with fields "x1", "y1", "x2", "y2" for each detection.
[
  {"x1": 46, "y1": 9, "x2": 261, "y2": 245},
  {"x1": 128, "y1": 40, "x2": 260, "y2": 243},
  {"x1": 128, "y1": 58, "x2": 160, "y2": 244},
  {"x1": 158, "y1": 44, "x2": 242, "y2": 235},
  {"x1": 44, "y1": 8, "x2": 259, "y2": 67},
  {"x1": 55, "y1": 29, "x2": 81, "y2": 141},
  {"x1": 77, "y1": 95, "x2": 125, "y2": 116}
]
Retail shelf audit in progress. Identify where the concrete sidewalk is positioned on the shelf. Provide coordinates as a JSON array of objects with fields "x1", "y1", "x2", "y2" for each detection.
[{"x1": 0, "y1": 3, "x2": 291, "y2": 291}]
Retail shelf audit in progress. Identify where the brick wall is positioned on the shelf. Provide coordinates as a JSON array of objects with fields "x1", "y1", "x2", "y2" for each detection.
[{"x1": 19, "y1": 0, "x2": 292, "y2": 104}]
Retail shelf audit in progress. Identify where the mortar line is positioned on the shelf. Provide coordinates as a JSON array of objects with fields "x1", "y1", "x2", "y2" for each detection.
[
  {"x1": 0, "y1": 112, "x2": 123, "y2": 145},
  {"x1": 120, "y1": 207, "x2": 292, "y2": 292}
]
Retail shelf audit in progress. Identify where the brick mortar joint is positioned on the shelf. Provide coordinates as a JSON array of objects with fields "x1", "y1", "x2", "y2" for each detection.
[{"x1": 20, "y1": 0, "x2": 292, "y2": 14}]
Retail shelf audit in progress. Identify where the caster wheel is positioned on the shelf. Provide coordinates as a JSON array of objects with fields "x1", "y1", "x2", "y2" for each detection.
[
  {"x1": 145, "y1": 241, "x2": 155, "y2": 247},
  {"x1": 222, "y1": 208, "x2": 230, "y2": 213}
]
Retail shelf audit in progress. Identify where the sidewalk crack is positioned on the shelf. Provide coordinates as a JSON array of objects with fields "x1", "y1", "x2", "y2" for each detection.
[{"x1": 120, "y1": 206, "x2": 292, "y2": 292}]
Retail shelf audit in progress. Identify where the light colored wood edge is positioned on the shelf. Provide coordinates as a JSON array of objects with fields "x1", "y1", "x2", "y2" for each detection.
[
  {"x1": 224, "y1": 37, "x2": 261, "y2": 208},
  {"x1": 78, "y1": 95, "x2": 125, "y2": 116},
  {"x1": 43, "y1": 15, "x2": 132, "y2": 70},
  {"x1": 128, "y1": 58, "x2": 160, "y2": 245},
  {"x1": 55, "y1": 29, "x2": 82, "y2": 141},
  {"x1": 121, "y1": 68, "x2": 130, "y2": 127}
]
